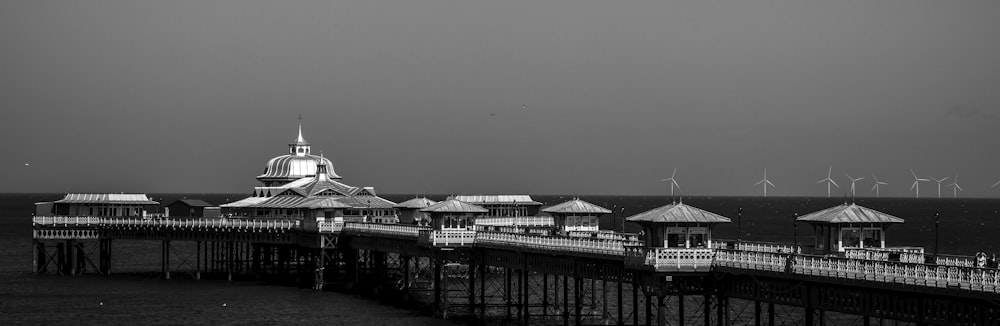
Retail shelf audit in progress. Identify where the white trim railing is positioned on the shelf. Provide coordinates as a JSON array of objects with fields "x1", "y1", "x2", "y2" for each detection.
[
  {"x1": 318, "y1": 221, "x2": 344, "y2": 233},
  {"x1": 476, "y1": 232, "x2": 640, "y2": 256},
  {"x1": 343, "y1": 222, "x2": 429, "y2": 238},
  {"x1": 474, "y1": 216, "x2": 554, "y2": 227},
  {"x1": 714, "y1": 249, "x2": 1000, "y2": 293},
  {"x1": 418, "y1": 230, "x2": 478, "y2": 247},
  {"x1": 626, "y1": 247, "x2": 716, "y2": 271},
  {"x1": 35, "y1": 216, "x2": 300, "y2": 231},
  {"x1": 33, "y1": 216, "x2": 102, "y2": 226},
  {"x1": 713, "y1": 239, "x2": 801, "y2": 254}
]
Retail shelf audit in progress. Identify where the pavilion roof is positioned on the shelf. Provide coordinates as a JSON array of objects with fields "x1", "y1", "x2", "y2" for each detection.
[
  {"x1": 542, "y1": 199, "x2": 612, "y2": 214},
  {"x1": 394, "y1": 197, "x2": 438, "y2": 209},
  {"x1": 454, "y1": 195, "x2": 542, "y2": 205},
  {"x1": 796, "y1": 203, "x2": 904, "y2": 224},
  {"x1": 420, "y1": 199, "x2": 488, "y2": 213},
  {"x1": 55, "y1": 194, "x2": 159, "y2": 205},
  {"x1": 626, "y1": 203, "x2": 731, "y2": 224}
]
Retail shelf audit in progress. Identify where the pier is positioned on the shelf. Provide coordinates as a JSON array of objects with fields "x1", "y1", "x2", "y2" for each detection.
[
  {"x1": 29, "y1": 129, "x2": 1000, "y2": 325},
  {"x1": 32, "y1": 212, "x2": 1000, "y2": 325}
]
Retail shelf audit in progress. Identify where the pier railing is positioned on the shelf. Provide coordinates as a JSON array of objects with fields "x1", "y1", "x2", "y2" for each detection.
[
  {"x1": 625, "y1": 247, "x2": 717, "y2": 272},
  {"x1": 418, "y1": 230, "x2": 478, "y2": 247},
  {"x1": 34, "y1": 216, "x2": 300, "y2": 231},
  {"x1": 318, "y1": 221, "x2": 344, "y2": 233},
  {"x1": 714, "y1": 249, "x2": 1000, "y2": 293},
  {"x1": 474, "y1": 216, "x2": 554, "y2": 227},
  {"x1": 476, "y1": 232, "x2": 640, "y2": 257},
  {"x1": 713, "y1": 239, "x2": 801, "y2": 254},
  {"x1": 342, "y1": 222, "x2": 429, "y2": 239},
  {"x1": 33, "y1": 216, "x2": 102, "y2": 226}
]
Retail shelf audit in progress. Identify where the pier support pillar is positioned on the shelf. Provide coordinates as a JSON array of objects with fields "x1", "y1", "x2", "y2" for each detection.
[
  {"x1": 678, "y1": 294, "x2": 685, "y2": 326},
  {"x1": 468, "y1": 259, "x2": 476, "y2": 318},
  {"x1": 162, "y1": 240, "x2": 171, "y2": 280},
  {"x1": 563, "y1": 274, "x2": 570, "y2": 326},
  {"x1": 195, "y1": 241, "x2": 201, "y2": 280},
  {"x1": 433, "y1": 257, "x2": 442, "y2": 315},
  {"x1": 542, "y1": 273, "x2": 549, "y2": 317},
  {"x1": 32, "y1": 239, "x2": 39, "y2": 274},
  {"x1": 66, "y1": 240, "x2": 77, "y2": 275},
  {"x1": 618, "y1": 279, "x2": 624, "y2": 326},
  {"x1": 314, "y1": 248, "x2": 324, "y2": 290},
  {"x1": 56, "y1": 242, "x2": 65, "y2": 275},
  {"x1": 805, "y1": 306, "x2": 814, "y2": 326},
  {"x1": 768, "y1": 302, "x2": 775, "y2": 326},
  {"x1": 754, "y1": 300, "x2": 761, "y2": 326},
  {"x1": 705, "y1": 295, "x2": 712, "y2": 326}
]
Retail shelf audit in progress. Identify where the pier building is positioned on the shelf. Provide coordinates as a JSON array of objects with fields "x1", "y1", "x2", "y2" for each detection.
[
  {"x1": 394, "y1": 197, "x2": 437, "y2": 225},
  {"x1": 220, "y1": 126, "x2": 398, "y2": 224},
  {"x1": 796, "y1": 203, "x2": 903, "y2": 255},
  {"x1": 542, "y1": 198, "x2": 612, "y2": 236}
]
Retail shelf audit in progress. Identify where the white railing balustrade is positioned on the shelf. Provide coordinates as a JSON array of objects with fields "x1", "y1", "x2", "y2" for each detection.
[
  {"x1": 474, "y1": 216, "x2": 554, "y2": 227},
  {"x1": 343, "y1": 222, "x2": 429, "y2": 238},
  {"x1": 35, "y1": 216, "x2": 300, "y2": 231},
  {"x1": 418, "y1": 230, "x2": 478, "y2": 247},
  {"x1": 713, "y1": 239, "x2": 801, "y2": 254},
  {"x1": 477, "y1": 232, "x2": 638, "y2": 256},
  {"x1": 625, "y1": 247, "x2": 716, "y2": 271},
  {"x1": 318, "y1": 221, "x2": 344, "y2": 233},
  {"x1": 33, "y1": 216, "x2": 102, "y2": 226}
]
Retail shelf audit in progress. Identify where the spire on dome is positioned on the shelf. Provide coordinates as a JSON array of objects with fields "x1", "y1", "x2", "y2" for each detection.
[
  {"x1": 288, "y1": 120, "x2": 311, "y2": 156},
  {"x1": 294, "y1": 116, "x2": 309, "y2": 145}
]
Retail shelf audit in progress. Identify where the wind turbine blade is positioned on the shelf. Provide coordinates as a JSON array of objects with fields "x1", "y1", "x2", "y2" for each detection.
[
  {"x1": 672, "y1": 180, "x2": 680, "y2": 188},
  {"x1": 766, "y1": 180, "x2": 775, "y2": 187},
  {"x1": 911, "y1": 169, "x2": 918, "y2": 179},
  {"x1": 940, "y1": 177, "x2": 949, "y2": 182},
  {"x1": 816, "y1": 179, "x2": 825, "y2": 184},
  {"x1": 918, "y1": 178, "x2": 930, "y2": 182},
  {"x1": 856, "y1": 177, "x2": 865, "y2": 182},
  {"x1": 844, "y1": 173, "x2": 852, "y2": 180},
  {"x1": 993, "y1": 180, "x2": 1000, "y2": 188},
  {"x1": 830, "y1": 179, "x2": 839, "y2": 188},
  {"x1": 755, "y1": 180, "x2": 765, "y2": 186},
  {"x1": 910, "y1": 181, "x2": 917, "y2": 191},
  {"x1": 956, "y1": 184, "x2": 963, "y2": 191},
  {"x1": 872, "y1": 184, "x2": 878, "y2": 191},
  {"x1": 671, "y1": 168, "x2": 677, "y2": 178}
]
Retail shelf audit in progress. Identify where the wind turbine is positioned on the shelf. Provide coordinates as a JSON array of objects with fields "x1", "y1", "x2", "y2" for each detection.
[
  {"x1": 930, "y1": 176, "x2": 950, "y2": 198},
  {"x1": 816, "y1": 166, "x2": 839, "y2": 197},
  {"x1": 755, "y1": 168, "x2": 775, "y2": 197},
  {"x1": 871, "y1": 173, "x2": 888, "y2": 198},
  {"x1": 844, "y1": 173, "x2": 865, "y2": 198},
  {"x1": 947, "y1": 175, "x2": 963, "y2": 198},
  {"x1": 659, "y1": 168, "x2": 680, "y2": 200},
  {"x1": 910, "y1": 169, "x2": 930, "y2": 198}
]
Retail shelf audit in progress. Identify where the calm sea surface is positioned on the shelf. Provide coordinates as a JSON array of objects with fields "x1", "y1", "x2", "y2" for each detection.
[{"x1": 3, "y1": 193, "x2": 1000, "y2": 325}]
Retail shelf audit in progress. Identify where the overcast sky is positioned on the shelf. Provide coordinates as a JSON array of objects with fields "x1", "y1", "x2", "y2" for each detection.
[{"x1": 2, "y1": 0, "x2": 999, "y2": 197}]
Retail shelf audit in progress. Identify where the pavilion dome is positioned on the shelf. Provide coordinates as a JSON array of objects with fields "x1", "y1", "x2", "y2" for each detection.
[
  {"x1": 256, "y1": 124, "x2": 342, "y2": 185},
  {"x1": 257, "y1": 154, "x2": 341, "y2": 182}
]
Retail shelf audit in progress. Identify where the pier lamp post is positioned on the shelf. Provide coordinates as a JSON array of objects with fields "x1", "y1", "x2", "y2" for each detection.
[
  {"x1": 934, "y1": 211, "x2": 940, "y2": 262},
  {"x1": 793, "y1": 212, "x2": 798, "y2": 253},
  {"x1": 612, "y1": 204, "x2": 618, "y2": 233},
  {"x1": 737, "y1": 207, "x2": 743, "y2": 243},
  {"x1": 620, "y1": 207, "x2": 626, "y2": 234}
]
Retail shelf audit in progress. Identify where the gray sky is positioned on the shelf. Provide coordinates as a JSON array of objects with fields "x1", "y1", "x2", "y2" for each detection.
[{"x1": 2, "y1": 0, "x2": 999, "y2": 197}]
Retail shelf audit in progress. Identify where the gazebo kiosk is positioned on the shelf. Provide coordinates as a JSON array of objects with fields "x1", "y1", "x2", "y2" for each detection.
[
  {"x1": 394, "y1": 197, "x2": 438, "y2": 226},
  {"x1": 625, "y1": 202, "x2": 731, "y2": 272},
  {"x1": 796, "y1": 203, "x2": 904, "y2": 255},
  {"x1": 418, "y1": 199, "x2": 488, "y2": 248},
  {"x1": 542, "y1": 199, "x2": 612, "y2": 236}
]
